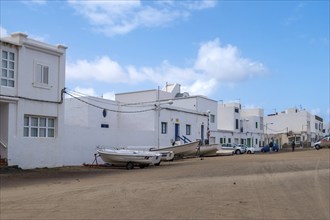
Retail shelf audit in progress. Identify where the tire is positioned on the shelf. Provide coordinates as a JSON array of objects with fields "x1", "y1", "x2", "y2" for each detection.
[
  {"x1": 247, "y1": 151, "x2": 251, "y2": 154},
  {"x1": 126, "y1": 162, "x2": 134, "y2": 170},
  {"x1": 139, "y1": 164, "x2": 146, "y2": 169},
  {"x1": 274, "y1": 149, "x2": 278, "y2": 152},
  {"x1": 235, "y1": 150, "x2": 241, "y2": 155},
  {"x1": 315, "y1": 145, "x2": 320, "y2": 150}
]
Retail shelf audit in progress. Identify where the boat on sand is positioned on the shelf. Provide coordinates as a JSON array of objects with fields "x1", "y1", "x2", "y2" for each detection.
[{"x1": 97, "y1": 148, "x2": 161, "y2": 170}]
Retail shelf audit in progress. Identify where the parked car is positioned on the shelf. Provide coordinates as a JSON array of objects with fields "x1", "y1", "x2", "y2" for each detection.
[
  {"x1": 221, "y1": 143, "x2": 246, "y2": 154},
  {"x1": 313, "y1": 135, "x2": 330, "y2": 150},
  {"x1": 245, "y1": 146, "x2": 256, "y2": 154},
  {"x1": 260, "y1": 143, "x2": 279, "y2": 152}
]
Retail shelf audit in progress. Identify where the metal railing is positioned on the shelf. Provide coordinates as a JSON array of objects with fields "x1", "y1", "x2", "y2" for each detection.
[
  {"x1": 0, "y1": 138, "x2": 7, "y2": 149},
  {"x1": 176, "y1": 135, "x2": 192, "y2": 144}
]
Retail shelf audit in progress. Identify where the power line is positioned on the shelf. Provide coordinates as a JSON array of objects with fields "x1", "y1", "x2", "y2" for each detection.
[{"x1": 64, "y1": 89, "x2": 156, "y2": 114}]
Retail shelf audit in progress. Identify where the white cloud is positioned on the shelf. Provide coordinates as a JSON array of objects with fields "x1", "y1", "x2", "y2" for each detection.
[
  {"x1": 194, "y1": 38, "x2": 266, "y2": 82},
  {"x1": 67, "y1": 56, "x2": 127, "y2": 83},
  {"x1": 66, "y1": 38, "x2": 267, "y2": 96},
  {"x1": 68, "y1": 0, "x2": 216, "y2": 36},
  {"x1": 182, "y1": 79, "x2": 218, "y2": 96},
  {"x1": 0, "y1": 26, "x2": 8, "y2": 38}
]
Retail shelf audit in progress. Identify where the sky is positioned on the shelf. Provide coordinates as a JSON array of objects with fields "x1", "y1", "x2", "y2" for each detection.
[{"x1": 1, "y1": 0, "x2": 329, "y2": 122}]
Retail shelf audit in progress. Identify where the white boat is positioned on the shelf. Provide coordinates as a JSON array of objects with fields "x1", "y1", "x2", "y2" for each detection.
[
  {"x1": 153, "y1": 141, "x2": 200, "y2": 157},
  {"x1": 197, "y1": 144, "x2": 220, "y2": 157},
  {"x1": 96, "y1": 148, "x2": 162, "y2": 169},
  {"x1": 126, "y1": 146, "x2": 175, "y2": 161},
  {"x1": 216, "y1": 149, "x2": 235, "y2": 156}
]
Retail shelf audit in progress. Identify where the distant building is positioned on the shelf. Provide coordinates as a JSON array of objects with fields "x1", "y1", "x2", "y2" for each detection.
[
  {"x1": 0, "y1": 33, "x2": 67, "y2": 168},
  {"x1": 213, "y1": 102, "x2": 264, "y2": 147},
  {"x1": 264, "y1": 108, "x2": 325, "y2": 147}
]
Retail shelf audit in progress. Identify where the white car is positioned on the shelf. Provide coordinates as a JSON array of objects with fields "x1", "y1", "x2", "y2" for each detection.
[
  {"x1": 312, "y1": 135, "x2": 330, "y2": 150},
  {"x1": 221, "y1": 143, "x2": 246, "y2": 155},
  {"x1": 245, "y1": 146, "x2": 255, "y2": 154}
]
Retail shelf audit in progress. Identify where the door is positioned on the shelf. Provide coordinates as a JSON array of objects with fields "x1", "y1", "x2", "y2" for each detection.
[
  {"x1": 175, "y1": 123, "x2": 180, "y2": 141},
  {"x1": 201, "y1": 125, "x2": 204, "y2": 143}
]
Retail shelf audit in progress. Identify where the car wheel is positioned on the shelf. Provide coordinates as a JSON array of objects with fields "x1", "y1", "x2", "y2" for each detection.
[
  {"x1": 235, "y1": 150, "x2": 241, "y2": 155},
  {"x1": 247, "y1": 151, "x2": 251, "y2": 154},
  {"x1": 274, "y1": 149, "x2": 278, "y2": 152},
  {"x1": 315, "y1": 145, "x2": 320, "y2": 150},
  {"x1": 126, "y1": 162, "x2": 134, "y2": 170}
]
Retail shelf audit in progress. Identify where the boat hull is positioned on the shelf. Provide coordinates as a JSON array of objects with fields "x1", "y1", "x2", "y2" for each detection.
[
  {"x1": 125, "y1": 146, "x2": 175, "y2": 161},
  {"x1": 97, "y1": 149, "x2": 161, "y2": 166},
  {"x1": 198, "y1": 144, "x2": 220, "y2": 156},
  {"x1": 154, "y1": 141, "x2": 200, "y2": 157}
]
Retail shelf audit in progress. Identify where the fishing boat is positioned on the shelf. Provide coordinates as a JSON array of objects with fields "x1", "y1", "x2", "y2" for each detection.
[
  {"x1": 197, "y1": 144, "x2": 220, "y2": 157},
  {"x1": 152, "y1": 140, "x2": 200, "y2": 158},
  {"x1": 96, "y1": 148, "x2": 162, "y2": 169},
  {"x1": 126, "y1": 146, "x2": 175, "y2": 161}
]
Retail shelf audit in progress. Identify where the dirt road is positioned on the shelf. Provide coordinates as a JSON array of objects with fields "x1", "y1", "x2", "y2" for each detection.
[{"x1": 1, "y1": 149, "x2": 329, "y2": 220}]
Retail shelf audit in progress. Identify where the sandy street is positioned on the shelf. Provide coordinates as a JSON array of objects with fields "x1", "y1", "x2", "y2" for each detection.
[{"x1": 1, "y1": 148, "x2": 329, "y2": 220}]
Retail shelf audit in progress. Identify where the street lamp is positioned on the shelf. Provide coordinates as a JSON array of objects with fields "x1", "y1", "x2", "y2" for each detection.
[
  {"x1": 265, "y1": 122, "x2": 274, "y2": 144},
  {"x1": 156, "y1": 100, "x2": 173, "y2": 149}
]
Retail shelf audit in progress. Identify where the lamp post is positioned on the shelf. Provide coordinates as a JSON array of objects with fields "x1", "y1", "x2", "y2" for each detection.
[
  {"x1": 244, "y1": 119, "x2": 250, "y2": 146},
  {"x1": 265, "y1": 122, "x2": 274, "y2": 144},
  {"x1": 301, "y1": 124, "x2": 308, "y2": 145},
  {"x1": 156, "y1": 99, "x2": 173, "y2": 149}
]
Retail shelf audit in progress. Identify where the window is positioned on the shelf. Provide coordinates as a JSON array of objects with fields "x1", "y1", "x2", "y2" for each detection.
[
  {"x1": 161, "y1": 122, "x2": 167, "y2": 134},
  {"x1": 255, "y1": 122, "x2": 258, "y2": 129},
  {"x1": 36, "y1": 63, "x2": 49, "y2": 84},
  {"x1": 235, "y1": 119, "x2": 239, "y2": 129},
  {"x1": 220, "y1": 138, "x2": 224, "y2": 144},
  {"x1": 186, "y1": 124, "x2": 191, "y2": 135},
  {"x1": 228, "y1": 138, "x2": 231, "y2": 143},
  {"x1": 24, "y1": 115, "x2": 55, "y2": 138},
  {"x1": 210, "y1": 114, "x2": 215, "y2": 123},
  {"x1": 234, "y1": 108, "x2": 239, "y2": 113},
  {"x1": 1, "y1": 50, "x2": 15, "y2": 87}
]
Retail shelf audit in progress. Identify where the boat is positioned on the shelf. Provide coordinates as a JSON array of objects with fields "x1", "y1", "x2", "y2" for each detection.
[
  {"x1": 96, "y1": 148, "x2": 162, "y2": 169},
  {"x1": 216, "y1": 149, "x2": 235, "y2": 156},
  {"x1": 197, "y1": 144, "x2": 220, "y2": 157},
  {"x1": 152, "y1": 141, "x2": 200, "y2": 158},
  {"x1": 126, "y1": 146, "x2": 175, "y2": 161}
]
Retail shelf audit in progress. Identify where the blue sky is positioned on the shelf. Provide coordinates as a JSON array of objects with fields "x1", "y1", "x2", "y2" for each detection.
[{"x1": 1, "y1": 0, "x2": 329, "y2": 122}]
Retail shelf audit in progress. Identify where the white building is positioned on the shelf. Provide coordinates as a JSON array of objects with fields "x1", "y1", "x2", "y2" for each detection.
[
  {"x1": 0, "y1": 33, "x2": 67, "y2": 169},
  {"x1": 264, "y1": 108, "x2": 325, "y2": 146},
  {"x1": 2, "y1": 33, "x2": 283, "y2": 169},
  {"x1": 213, "y1": 102, "x2": 264, "y2": 147},
  {"x1": 62, "y1": 84, "x2": 211, "y2": 165}
]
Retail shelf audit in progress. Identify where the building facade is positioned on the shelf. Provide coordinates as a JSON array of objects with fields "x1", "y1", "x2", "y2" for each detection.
[
  {"x1": 213, "y1": 102, "x2": 264, "y2": 147},
  {"x1": 0, "y1": 33, "x2": 67, "y2": 168},
  {"x1": 264, "y1": 108, "x2": 325, "y2": 147}
]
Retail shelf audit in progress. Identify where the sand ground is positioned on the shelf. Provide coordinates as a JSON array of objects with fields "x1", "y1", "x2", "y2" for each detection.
[{"x1": 1, "y1": 148, "x2": 329, "y2": 220}]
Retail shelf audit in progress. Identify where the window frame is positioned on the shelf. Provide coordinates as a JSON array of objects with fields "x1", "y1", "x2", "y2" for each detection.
[
  {"x1": 161, "y1": 122, "x2": 167, "y2": 134},
  {"x1": 210, "y1": 114, "x2": 215, "y2": 123},
  {"x1": 186, "y1": 124, "x2": 191, "y2": 135},
  {"x1": 24, "y1": 115, "x2": 56, "y2": 138},
  {"x1": 1, "y1": 49, "x2": 15, "y2": 88},
  {"x1": 33, "y1": 61, "x2": 51, "y2": 89}
]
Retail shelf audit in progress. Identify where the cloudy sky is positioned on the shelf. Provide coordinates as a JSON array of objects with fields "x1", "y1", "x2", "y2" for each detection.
[{"x1": 1, "y1": 0, "x2": 329, "y2": 121}]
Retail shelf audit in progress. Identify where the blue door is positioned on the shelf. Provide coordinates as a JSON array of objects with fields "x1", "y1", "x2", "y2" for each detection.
[
  {"x1": 201, "y1": 124, "x2": 204, "y2": 143},
  {"x1": 175, "y1": 124, "x2": 180, "y2": 141}
]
